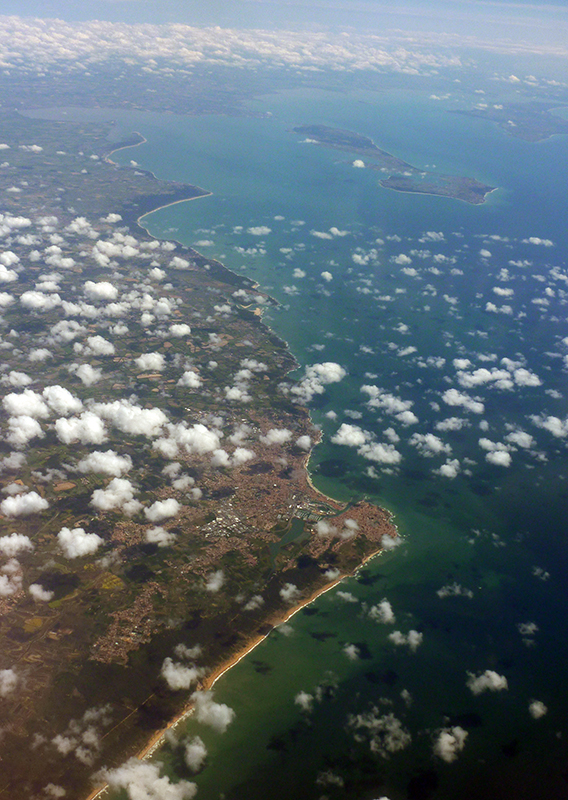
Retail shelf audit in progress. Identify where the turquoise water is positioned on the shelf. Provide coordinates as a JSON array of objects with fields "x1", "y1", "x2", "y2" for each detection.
[{"x1": 35, "y1": 90, "x2": 568, "y2": 798}]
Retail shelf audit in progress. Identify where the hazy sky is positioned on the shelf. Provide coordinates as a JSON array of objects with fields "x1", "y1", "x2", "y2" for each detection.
[{"x1": 3, "y1": 0, "x2": 567, "y2": 47}]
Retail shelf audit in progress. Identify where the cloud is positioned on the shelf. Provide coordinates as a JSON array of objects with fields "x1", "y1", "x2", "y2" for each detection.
[
  {"x1": 146, "y1": 526, "x2": 177, "y2": 547},
  {"x1": 315, "y1": 520, "x2": 337, "y2": 537},
  {"x1": 505, "y1": 430, "x2": 534, "y2": 448},
  {"x1": 0, "y1": 291, "x2": 15, "y2": 308},
  {"x1": 421, "y1": 231, "x2": 445, "y2": 242},
  {"x1": 0, "y1": 264, "x2": 18, "y2": 283},
  {"x1": 84, "y1": 280, "x2": 118, "y2": 301},
  {"x1": 161, "y1": 658, "x2": 202, "y2": 690},
  {"x1": 331, "y1": 423, "x2": 367, "y2": 447},
  {"x1": 381, "y1": 534, "x2": 401, "y2": 551},
  {"x1": 29, "y1": 583, "x2": 54, "y2": 602},
  {"x1": 20, "y1": 290, "x2": 61, "y2": 311},
  {"x1": 74, "y1": 364, "x2": 103, "y2": 386},
  {"x1": 435, "y1": 458, "x2": 461, "y2": 479},
  {"x1": 436, "y1": 583, "x2": 473, "y2": 599},
  {"x1": 479, "y1": 439, "x2": 512, "y2": 466},
  {"x1": 155, "y1": 422, "x2": 221, "y2": 458},
  {"x1": 522, "y1": 237, "x2": 553, "y2": 247},
  {"x1": 192, "y1": 690, "x2": 235, "y2": 733},
  {"x1": 435, "y1": 417, "x2": 467, "y2": 431},
  {"x1": 210, "y1": 448, "x2": 230, "y2": 468},
  {"x1": 260, "y1": 428, "x2": 292, "y2": 445},
  {"x1": 144, "y1": 498, "x2": 180, "y2": 523},
  {"x1": 56, "y1": 411, "x2": 107, "y2": 445},
  {"x1": 178, "y1": 370, "x2": 202, "y2": 388},
  {"x1": 135, "y1": 352, "x2": 166, "y2": 371},
  {"x1": 184, "y1": 736, "x2": 207, "y2": 772},
  {"x1": 0, "y1": 560, "x2": 22, "y2": 596},
  {"x1": 92, "y1": 400, "x2": 167, "y2": 438},
  {"x1": 456, "y1": 367, "x2": 512, "y2": 390},
  {"x1": 231, "y1": 447, "x2": 256, "y2": 466},
  {"x1": 332, "y1": 423, "x2": 402, "y2": 465},
  {"x1": 353, "y1": 159, "x2": 365, "y2": 168},
  {"x1": 486, "y1": 450, "x2": 512, "y2": 467},
  {"x1": 433, "y1": 727, "x2": 468, "y2": 762},
  {"x1": 466, "y1": 670, "x2": 508, "y2": 695},
  {"x1": 84, "y1": 335, "x2": 115, "y2": 356},
  {"x1": 0, "y1": 668, "x2": 18, "y2": 696},
  {"x1": 388, "y1": 630, "x2": 423, "y2": 652},
  {"x1": 0, "y1": 452, "x2": 26, "y2": 471},
  {"x1": 175, "y1": 643, "x2": 202, "y2": 661},
  {"x1": 170, "y1": 323, "x2": 192, "y2": 337},
  {"x1": 0, "y1": 15, "x2": 478, "y2": 89},
  {"x1": 50, "y1": 320, "x2": 88, "y2": 344},
  {"x1": 1, "y1": 491, "x2": 48, "y2": 516},
  {"x1": 368, "y1": 599, "x2": 396, "y2": 624},
  {"x1": 42, "y1": 385, "x2": 83, "y2": 416},
  {"x1": 442, "y1": 388, "x2": 484, "y2": 414},
  {"x1": 280, "y1": 582, "x2": 301, "y2": 603},
  {"x1": 205, "y1": 570, "x2": 224, "y2": 592},
  {"x1": 247, "y1": 226, "x2": 271, "y2": 236},
  {"x1": 528, "y1": 700, "x2": 547, "y2": 719},
  {"x1": 291, "y1": 362, "x2": 346, "y2": 403},
  {"x1": 336, "y1": 591, "x2": 358, "y2": 603},
  {"x1": 294, "y1": 691, "x2": 314, "y2": 712},
  {"x1": 57, "y1": 527, "x2": 103, "y2": 558},
  {"x1": 91, "y1": 478, "x2": 140, "y2": 514},
  {"x1": 243, "y1": 593, "x2": 264, "y2": 610},
  {"x1": 361, "y1": 385, "x2": 415, "y2": 418},
  {"x1": 409, "y1": 432, "x2": 451, "y2": 458},
  {"x1": 3, "y1": 389, "x2": 49, "y2": 418},
  {"x1": 392, "y1": 254, "x2": 412, "y2": 265},
  {"x1": 517, "y1": 621, "x2": 538, "y2": 638},
  {"x1": 97, "y1": 758, "x2": 196, "y2": 800},
  {"x1": 321, "y1": 271, "x2": 333, "y2": 282},
  {"x1": 531, "y1": 414, "x2": 568, "y2": 438},
  {"x1": 77, "y1": 450, "x2": 132, "y2": 476},
  {"x1": 362, "y1": 441, "x2": 402, "y2": 464},
  {"x1": 348, "y1": 708, "x2": 411, "y2": 758},
  {"x1": 343, "y1": 644, "x2": 360, "y2": 660},
  {"x1": 0, "y1": 533, "x2": 33, "y2": 557}
]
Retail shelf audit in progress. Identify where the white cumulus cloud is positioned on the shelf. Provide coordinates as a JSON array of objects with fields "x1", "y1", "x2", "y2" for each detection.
[
  {"x1": 58, "y1": 527, "x2": 103, "y2": 558},
  {"x1": 466, "y1": 669, "x2": 508, "y2": 695}
]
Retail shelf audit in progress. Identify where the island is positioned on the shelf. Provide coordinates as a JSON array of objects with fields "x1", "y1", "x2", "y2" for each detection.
[
  {"x1": 293, "y1": 124, "x2": 496, "y2": 204},
  {"x1": 0, "y1": 110, "x2": 397, "y2": 800}
]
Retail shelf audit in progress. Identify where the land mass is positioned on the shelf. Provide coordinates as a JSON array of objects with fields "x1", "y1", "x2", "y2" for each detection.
[
  {"x1": 450, "y1": 101, "x2": 568, "y2": 142},
  {"x1": 0, "y1": 112, "x2": 397, "y2": 799},
  {"x1": 293, "y1": 124, "x2": 495, "y2": 204}
]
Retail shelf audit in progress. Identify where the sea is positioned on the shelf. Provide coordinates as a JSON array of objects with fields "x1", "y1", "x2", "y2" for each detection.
[{"x1": 31, "y1": 86, "x2": 568, "y2": 799}]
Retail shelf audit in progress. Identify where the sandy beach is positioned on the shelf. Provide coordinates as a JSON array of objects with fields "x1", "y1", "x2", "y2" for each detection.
[{"x1": 85, "y1": 542, "x2": 385, "y2": 800}]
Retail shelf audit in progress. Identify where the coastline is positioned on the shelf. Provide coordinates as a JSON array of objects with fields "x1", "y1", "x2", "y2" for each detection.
[
  {"x1": 85, "y1": 548, "x2": 385, "y2": 800},
  {"x1": 102, "y1": 128, "x2": 214, "y2": 226},
  {"x1": 136, "y1": 191, "x2": 213, "y2": 228},
  {"x1": 84, "y1": 130, "x2": 396, "y2": 800},
  {"x1": 102, "y1": 131, "x2": 149, "y2": 166}
]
